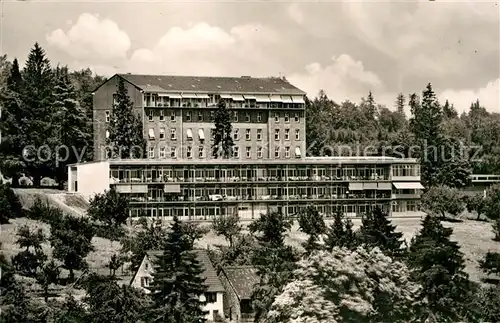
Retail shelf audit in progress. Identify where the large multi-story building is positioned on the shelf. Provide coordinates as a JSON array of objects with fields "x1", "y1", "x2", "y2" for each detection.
[{"x1": 68, "y1": 73, "x2": 424, "y2": 219}]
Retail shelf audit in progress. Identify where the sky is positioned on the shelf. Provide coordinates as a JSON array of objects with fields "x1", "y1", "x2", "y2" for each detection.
[{"x1": 1, "y1": 0, "x2": 499, "y2": 113}]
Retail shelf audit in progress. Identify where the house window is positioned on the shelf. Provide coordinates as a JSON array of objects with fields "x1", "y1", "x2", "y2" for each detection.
[
  {"x1": 274, "y1": 112, "x2": 279, "y2": 122},
  {"x1": 159, "y1": 109, "x2": 164, "y2": 121},
  {"x1": 205, "y1": 292, "x2": 217, "y2": 303},
  {"x1": 160, "y1": 147, "x2": 166, "y2": 158},
  {"x1": 113, "y1": 94, "x2": 118, "y2": 106},
  {"x1": 245, "y1": 112, "x2": 250, "y2": 122},
  {"x1": 141, "y1": 277, "x2": 150, "y2": 287},
  {"x1": 159, "y1": 128, "x2": 165, "y2": 139},
  {"x1": 257, "y1": 147, "x2": 263, "y2": 158},
  {"x1": 187, "y1": 146, "x2": 192, "y2": 159},
  {"x1": 170, "y1": 147, "x2": 177, "y2": 158},
  {"x1": 148, "y1": 147, "x2": 155, "y2": 158},
  {"x1": 233, "y1": 147, "x2": 239, "y2": 158},
  {"x1": 257, "y1": 129, "x2": 262, "y2": 141},
  {"x1": 275, "y1": 147, "x2": 280, "y2": 158},
  {"x1": 285, "y1": 129, "x2": 290, "y2": 141},
  {"x1": 105, "y1": 110, "x2": 110, "y2": 123},
  {"x1": 148, "y1": 128, "x2": 155, "y2": 140},
  {"x1": 105, "y1": 130, "x2": 110, "y2": 139},
  {"x1": 295, "y1": 129, "x2": 300, "y2": 140},
  {"x1": 170, "y1": 111, "x2": 175, "y2": 121},
  {"x1": 149, "y1": 110, "x2": 153, "y2": 121},
  {"x1": 171, "y1": 129, "x2": 176, "y2": 140},
  {"x1": 186, "y1": 111, "x2": 191, "y2": 122},
  {"x1": 246, "y1": 147, "x2": 251, "y2": 158},
  {"x1": 285, "y1": 147, "x2": 290, "y2": 158},
  {"x1": 257, "y1": 112, "x2": 262, "y2": 122},
  {"x1": 284, "y1": 113, "x2": 289, "y2": 123},
  {"x1": 199, "y1": 146, "x2": 204, "y2": 158},
  {"x1": 274, "y1": 129, "x2": 280, "y2": 140},
  {"x1": 233, "y1": 111, "x2": 238, "y2": 122},
  {"x1": 198, "y1": 111, "x2": 203, "y2": 122},
  {"x1": 245, "y1": 129, "x2": 251, "y2": 140},
  {"x1": 233, "y1": 129, "x2": 239, "y2": 141},
  {"x1": 294, "y1": 113, "x2": 299, "y2": 122}
]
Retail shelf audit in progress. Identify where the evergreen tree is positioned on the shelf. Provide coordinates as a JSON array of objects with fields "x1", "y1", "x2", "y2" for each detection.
[
  {"x1": 12, "y1": 225, "x2": 47, "y2": 276},
  {"x1": 324, "y1": 208, "x2": 357, "y2": 251},
  {"x1": 357, "y1": 207, "x2": 406, "y2": 258},
  {"x1": 107, "y1": 77, "x2": 146, "y2": 159},
  {"x1": 212, "y1": 99, "x2": 234, "y2": 158},
  {"x1": 0, "y1": 180, "x2": 23, "y2": 223},
  {"x1": 407, "y1": 214, "x2": 473, "y2": 322},
  {"x1": 0, "y1": 248, "x2": 31, "y2": 322},
  {"x1": 36, "y1": 260, "x2": 60, "y2": 302},
  {"x1": 297, "y1": 206, "x2": 326, "y2": 252},
  {"x1": 148, "y1": 216, "x2": 208, "y2": 322},
  {"x1": 442, "y1": 99, "x2": 458, "y2": 119},
  {"x1": 396, "y1": 92, "x2": 405, "y2": 115}
]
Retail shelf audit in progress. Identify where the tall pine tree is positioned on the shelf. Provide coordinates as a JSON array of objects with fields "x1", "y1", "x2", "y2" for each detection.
[
  {"x1": 395, "y1": 92, "x2": 405, "y2": 115},
  {"x1": 107, "y1": 77, "x2": 146, "y2": 159},
  {"x1": 324, "y1": 208, "x2": 357, "y2": 251},
  {"x1": 212, "y1": 99, "x2": 234, "y2": 158},
  {"x1": 148, "y1": 216, "x2": 208, "y2": 323}
]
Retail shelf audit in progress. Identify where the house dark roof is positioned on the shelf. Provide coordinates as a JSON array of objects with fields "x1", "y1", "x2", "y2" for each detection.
[
  {"x1": 145, "y1": 249, "x2": 225, "y2": 293},
  {"x1": 116, "y1": 74, "x2": 306, "y2": 95},
  {"x1": 222, "y1": 266, "x2": 260, "y2": 300}
]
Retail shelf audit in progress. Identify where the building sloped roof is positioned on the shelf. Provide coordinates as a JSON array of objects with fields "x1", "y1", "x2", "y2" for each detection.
[
  {"x1": 117, "y1": 74, "x2": 306, "y2": 95},
  {"x1": 146, "y1": 249, "x2": 225, "y2": 292},
  {"x1": 222, "y1": 266, "x2": 260, "y2": 300}
]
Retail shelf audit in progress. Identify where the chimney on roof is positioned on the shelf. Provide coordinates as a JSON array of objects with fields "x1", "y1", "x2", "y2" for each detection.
[{"x1": 241, "y1": 76, "x2": 251, "y2": 79}]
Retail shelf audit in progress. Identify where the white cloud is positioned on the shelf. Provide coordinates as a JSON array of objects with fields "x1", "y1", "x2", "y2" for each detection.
[
  {"x1": 46, "y1": 13, "x2": 131, "y2": 61},
  {"x1": 439, "y1": 79, "x2": 500, "y2": 113},
  {"x1": 288, "y1": 54, "x2": 384, "y2": 102},
  {"x1": 288, "y1": 3, "x2": 304, "y2": 25}
]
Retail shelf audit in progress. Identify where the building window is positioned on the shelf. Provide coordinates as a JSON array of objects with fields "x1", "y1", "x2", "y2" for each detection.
[
  {"x1": 275, "y1": 147, "x2": 280, "y2": 158},
  {"x1": 113, "y1": 94, "x2": 118, "y2": 106},
  {"x1": 245, "y1": 112, "x2": 250, "y2": 122},
  {"x1": 171, "y1": 129, "x2": 176, "y2": 140},
  {"x1": 186, "y1": 111, "x2": 191, "y2": 122},
  {"x1": 187, "y1": 146, "x2": 192, "y2": 158},
  {"x1": 148, "y1": 128, "x2": 155, "y2": 140},
  {"x1": 285, "y1": 146, "x2": 290, "y2": 158},
  {"x1": 257, "y1": 112, "x2": 262, "y2": 122},
  {"x1": 148, "y1": 110, "x2": 153, "y2": 121},
  {"x1": 233, "y1": 111, "x2": 238, "y2": 122},
  {"x1": 198, "y1": 111, "x2": 203, "y2": 122},
  {"x1": 274, "y1": 129, "x2": 280, "y2": 140},
  {"x1": 294, "y1": 113, "x2": 299, "y2": 122},
  {"x1": 160, "y1": 147, "x2": 166, "y2": 158},
  {"x1": 284, "y1": 113, "x2": 289, "y2": 123},
  {"x1": 187, "y1": 128, "x2": 193, "y2": 141},
  {"x1": 199, "y1": 146, "x2": 204, "y2": 158},
  {"x1": 148, "y1": 147, "x2": 155, "y2": 158},
  {"x1": 285, "y1": 129, "x2": 290, "y2": 140},
  {"x1": 159, "y1": 128, "x2": 165, "y2": 139},
  {"x1": 105, "y1": 130, "x2": 110, "y2": 139},
  {"x1": 233, "y1": 146, "x2": 239, "y2": 158},
  {"x1": 170, "y1": 146, "x2": 176, "y2": 158},
  {"x1": 246, "y1": 147, "x2": 251, "y2": 158},
  {"x1": 105, "y1": 110, "x2": 110, "y2": 123},
  {"x1": 295, "y1": 129, "x2": 300, "y2": 140},
  {"x1": 159, "y1": 109, "x2": 164, "y2": 121},
  {"x1": 274, "y1": 112, "x2": 279, "y2": 122},
  {"x1": 233, "y1": 129, "x2": 239, "y2": 141},
  {"x1": 245, "y1": 129, "x2": 251, "y2": 140},
  {"x1": 170, "y1": 111, "x2": 175, "y2": 121},
  {"x1": 257, "y1": 129, "x2": 262, "y2": 141},
  {"x1": 205, "y1": 292, "x2": 217, "y2": 303},
  {"x1": 257, "y1": 147, "x2": 263, "y2": 158}
]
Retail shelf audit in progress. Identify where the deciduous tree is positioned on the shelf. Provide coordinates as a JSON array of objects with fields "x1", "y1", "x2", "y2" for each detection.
[
  {"x1": 298, "y1": 206, "x2": 326, "y2": 252},
  {"x1": 421, "y1": 185, "x2": 465, "y2": 219}
]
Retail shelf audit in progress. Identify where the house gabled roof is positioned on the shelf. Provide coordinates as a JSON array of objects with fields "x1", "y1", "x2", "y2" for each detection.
[
  {"x1": 221, "y1": 266, "x2": 260, "y2": 300},
  {"x1": 99, "y1": 73, "x2": 305, "y2": 95},
  {"x1": 138, "y1": 249, "x2": 225, "y2": 293}
]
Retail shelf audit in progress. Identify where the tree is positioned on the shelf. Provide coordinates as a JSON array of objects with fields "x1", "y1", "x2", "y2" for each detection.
[
  {"x1": 107, "y1": 76, "x2": 146, "y2": 159},
  {"x1": 435, "y1": 136, "x2": 472, "y2": 188},
  {"x1": 211, "y1": 213, "x2": 241, "y2": 247},
  {"x1": 147, "y1": 216, "x2": 208, "y2": 322},
  {"x1": 0, "y1": 180, "x2": 23, "y2": 223},
  {"x1": 211, "y1": 99, "x2": 234, "y2": 158},
  {"x1": 207, "y1": 233, "x2": 256, "y2": 273},
  {"x1": 84, "y1": 274, "x2": 150, "y2": 323},
  {"x1": 407, "y1": 214, "x2": 474, "y2": 322},
  {"x1": 395, "y1": 92, "x2": 405, "y2": 115},
  {"x1": 36, "y1": 260, "x2": 60, "y2": 302},
  {"x1": 464, "y1": 193, "x2": 487, "y2": 220},
  {"x1": 357, "y1": 207, "x2": 406, "y2": 258},
  {"x1": 421, "y1": 185, "x2": 465, "y2": 219},
  {"x1": 324, "y1": 208, "x2": 357, "y2": 250},
  {"x1": 105, "y1": 254, "x2": 125, "y2": 277},
  {"x1": 265, "y1": 247, "x2": 422, "y2": 323},
  {"x1": 87, "y1": 188, "x2": 130, "y2": 230},
  {"x1": 12, "y1": 225, "x2": 47, "y2": 276},
  {"x1": 50, "y1": 214, "x2": 95, "y2": 281},
  {"x1": 50, "y1": 294, "x2": 88, "y2": 323},
  {"x1": 297, "y1": 206, "x2": 326, "y2": 252},
  {"x1": 471, "y1": 285, "x2": 500, "y2": 323},
  {"x1": 442, "y1": 99, "x2": 458, "y2": 119},
  {"x1": 479, "y1": 251, "x2": 500, "y2": 276}
]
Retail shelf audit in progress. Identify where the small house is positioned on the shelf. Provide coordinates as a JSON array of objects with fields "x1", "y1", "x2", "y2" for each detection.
[{"x1": 219, "y1": 266, "x2": 259, "y2": 322}]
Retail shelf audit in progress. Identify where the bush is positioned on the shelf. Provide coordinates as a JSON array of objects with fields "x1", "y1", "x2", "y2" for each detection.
[
  {"x1": 0, "y1": 181, "x2": 23, "y2": 224},
  {"x1": 27, "y1": 197, "x2": 63, "y2": 225}
]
